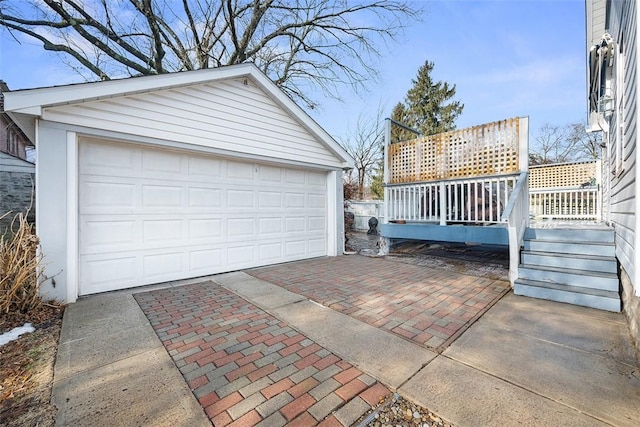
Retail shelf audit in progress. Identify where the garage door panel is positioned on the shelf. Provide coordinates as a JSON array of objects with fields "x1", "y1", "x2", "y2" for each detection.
[
  {"x1": 259, "y1": 165, "x2": 283, "y2": 182},
  {"x1": 285, "y1": 193, "x2": 305, "y2": 208},
  {"x1": 258, "y1": 217, "x2": 283, "y2": 234},
  {"x1": 81, "y1": 256, "x2": 138, "y2": 292},
  {"x1": 78, "y1": 139, "x2": 328, "y2": 295},
  {"x1": 285, "y1": 240, "x2": 306, "y2": 257},
  {"x1": 228, "y1": 244, "x2": 256, "y2": 265},
  {"x1": 189, "y1": 218, "x2": 223, "y2": 239},
  {"x1": 83, "y1": 220, "x2": 137, "y2": 247},
  {"x1": 307, "y1": 171, "x2": 326, "y2": 186},
  {"x1": 143, "y1": 252, "x2": 184, "y2": 277},
  {"x1": 142, "y1": 184, "x2": 183, "y2": 208},
  {"x1": 227, "y1": 161, "x2": 254, "y2": 180},
  {"x1": 81, "y1": 181, "x2": 136, "y2": 209},
  {"x1": 188, "y1": 187, "x2": 223, "y2": 207},
  {"x1": 285, "y1": 217, "x2": 305, "y2": 232},
  {"x1": 142, "y1": 219, "x2": 183, "y2": 243},
  {"x1": 258, "y1": 191, "x2": 282, "y2": 208},
  {"x1": 259, "y1": 242, "x2": 283, "y2": 260},
  {"x1": 308, "y1": 238, "x2": 327, "y2": 255},
  {"x1": 227, "y1": 189, "x2": 255, "y2": 208},
  {"x1": 189, "y1": 248, "x2": 224, "y2": 271},
  {"x1": 309, "y1": 193, "x2": 326, "y2": 208},
  {"x1": 188, "y1": 156, "x2": 223, "y2": 178},
  {"x1": 142, "y1": 149, "x2": 183, "y2": 174},
  {"x1": 227, "y1": 218, "x2": 255, "y2": 237},
  {"x1": 285, "y1": 169, "x2": 306, "y2": 185},
  {"x1": 81, "y1": 141, "x2": 139, "y2": 173},
  {"x1": 308, "y1": 216, "x2": 326, "y2": 231}
]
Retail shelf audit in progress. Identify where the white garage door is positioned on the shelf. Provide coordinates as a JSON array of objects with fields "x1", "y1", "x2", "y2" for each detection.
[{"x1": 78, "y1": 138, "x2": 328, "y2": 295}]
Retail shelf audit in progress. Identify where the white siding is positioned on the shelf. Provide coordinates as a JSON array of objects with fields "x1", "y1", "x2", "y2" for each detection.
[
  {"x1": 588, "y1": 0, "x2": 607, "y2": 46},
  {"x1": 41, "y1": 78, "x2": 343, "y2": 168},
  {"x1": 606, "y1": 0, "x2": 637, "y2": 289}
]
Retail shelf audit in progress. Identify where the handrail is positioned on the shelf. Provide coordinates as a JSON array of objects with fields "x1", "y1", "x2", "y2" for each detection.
[
  {"x1": 384, "y1": 171, "x2": 521, "y2": 188},
  {"x1": 501, "y1": 171, "x2": 529, "y2": 221}
]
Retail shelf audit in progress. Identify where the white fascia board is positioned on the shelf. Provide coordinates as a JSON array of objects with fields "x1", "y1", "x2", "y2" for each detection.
[{"x1": 3, "y1": 63, "x2": 258, "y2": 113}]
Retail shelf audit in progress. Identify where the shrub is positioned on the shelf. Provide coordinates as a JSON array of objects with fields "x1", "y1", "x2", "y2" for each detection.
[{"x1": 0, "y1": 212, "x2": 43, "y2": 314}]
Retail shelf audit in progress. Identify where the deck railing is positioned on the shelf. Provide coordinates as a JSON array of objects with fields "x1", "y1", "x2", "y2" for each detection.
[
  {"x1": 528, "y1": 161, "x2": 601, "y2": 221},
  {"x1": 502, "y1": 172, "x2": 529, "y2": 284},
  {"x1": 386, "y1": 173, "x2": 519, "y2": 225},
  {"x1": 529, "y1": 186, "x2": 600, "y2": 220}
]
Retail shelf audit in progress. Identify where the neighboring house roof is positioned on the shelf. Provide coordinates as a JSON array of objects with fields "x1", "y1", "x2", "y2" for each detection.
[
  {"x1": 0, "y1": 151, "x2": 35, "y2": 173},
  {"x1": 0, "y1": 81, "x2": 35, "y2": 161},
  {"x1": 4, "y1": 63, "x2": 354, "y2": 169}
]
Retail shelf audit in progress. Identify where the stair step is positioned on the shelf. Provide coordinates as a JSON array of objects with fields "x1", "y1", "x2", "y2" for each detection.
[
  {"x1": 520, "y1": 251, "x2": 617, "y2": 274},
  {"x1": 523, "y1": 239, "x2": 615, "y2": 257},
  {"x1": 518, "y1": 264, "x2": 619, "y2": 292},
  {"x1": 514, "y1": 278, "x2": 620, "y2": 312},
  {"x1": 524, "y1": 227, "x2": 614, "y2": 243}
]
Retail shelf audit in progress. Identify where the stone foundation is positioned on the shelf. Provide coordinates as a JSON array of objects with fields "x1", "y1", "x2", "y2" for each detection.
[
  {"x1": 0, "y1": 170, "x2": 35, "y2": 234},
  {"x1": 620, "y1": 266, "x2": 640, "y2": 363}
]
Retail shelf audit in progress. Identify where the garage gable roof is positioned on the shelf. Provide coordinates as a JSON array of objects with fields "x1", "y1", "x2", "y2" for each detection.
[{"x1": 4, "y1": 63, "x2": 354, "y2": 169}]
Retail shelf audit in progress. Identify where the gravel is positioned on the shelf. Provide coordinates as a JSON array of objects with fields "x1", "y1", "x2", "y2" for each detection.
[{"x1": 356, "y1": 393, "x2": 453, "y2": 427}]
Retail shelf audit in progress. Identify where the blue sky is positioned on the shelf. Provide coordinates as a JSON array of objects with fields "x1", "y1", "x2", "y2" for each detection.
[
  {"x1": 309, "y1": 0, "x2": 588, "y2": 144},
  {"x1": 0, "y1": 0, "x2": 587, "y2": 145}
]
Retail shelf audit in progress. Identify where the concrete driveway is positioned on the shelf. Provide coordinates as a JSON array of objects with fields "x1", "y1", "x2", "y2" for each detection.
[{"x1": 52, "y1": 254, "x2": 640, "y2": 427}]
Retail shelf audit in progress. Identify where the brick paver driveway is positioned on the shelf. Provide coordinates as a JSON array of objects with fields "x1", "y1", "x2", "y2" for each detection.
[
  {"x1": 249, "y1": 255, "x2": 510, "y2": 351},
  {"x1": 136, "y1": 283, "x2": 391, "y2": 427}
]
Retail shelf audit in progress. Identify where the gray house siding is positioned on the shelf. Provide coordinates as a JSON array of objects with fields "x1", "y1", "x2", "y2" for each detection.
[
  {"x1": 607, "y1": 1, "x2": 637, "y2": 282},
  {"x1": 597, "y1": 0, "x2": 640, "y2": 357}
]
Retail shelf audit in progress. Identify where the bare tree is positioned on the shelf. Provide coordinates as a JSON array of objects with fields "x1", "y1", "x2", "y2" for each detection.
[
  {"x1": 530, "y1": 123, "x2": 579, "y2": 165},
  {"x1": 530, "y1": 122, "x2": 602, "y2": 165},
  {"x1": 340, "y1": 106, "x2": 385, "y2": 199},
  {"x1": 0, "y1": 0, "x2": 419, "y2": 108},
  {"x1": 567, "y1": 121, "x2": 602, "y2": 160}
]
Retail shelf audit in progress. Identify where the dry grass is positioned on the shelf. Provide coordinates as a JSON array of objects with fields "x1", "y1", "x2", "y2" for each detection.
[{"x1": 0, "y1": 211, "x2": 43, "y2": 314}]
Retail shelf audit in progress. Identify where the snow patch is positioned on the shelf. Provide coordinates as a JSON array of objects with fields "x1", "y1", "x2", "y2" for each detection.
[{"x1": 0, "y1": 323, "x2": 35, "y2": 346}]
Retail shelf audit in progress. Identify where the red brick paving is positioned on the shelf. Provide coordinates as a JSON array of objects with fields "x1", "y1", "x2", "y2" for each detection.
[
  {"x1": 135, "y1": 283, "x2": 390, "y2": 427},
  {"x1": 248, "y1": 255, "x2": 509, "y2": 351}
]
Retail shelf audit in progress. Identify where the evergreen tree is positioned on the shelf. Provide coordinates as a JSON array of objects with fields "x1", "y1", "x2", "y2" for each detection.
[{"x1": 391, "y1": 60, "x2": 463, "y2": 140}]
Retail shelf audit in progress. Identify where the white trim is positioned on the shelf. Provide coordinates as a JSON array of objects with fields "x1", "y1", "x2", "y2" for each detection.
[
  {"x1": 66, "y1": 131, "x2": 78, "y2": 303},
  {"x1": 327, "y1": 170, "x2": 338, "y2": 256},
  {"x1": 519, "y1": 117, "x2": 530, "y2": 171}
]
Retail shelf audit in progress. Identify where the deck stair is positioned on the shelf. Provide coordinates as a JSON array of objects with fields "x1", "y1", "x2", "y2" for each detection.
[{"x1": 514, "y1": 227, "x2": 620, "y2": 312}]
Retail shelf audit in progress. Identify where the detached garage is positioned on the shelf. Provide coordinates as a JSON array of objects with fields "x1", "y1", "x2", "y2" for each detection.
[{"x1": 5, "y1": 63, "x2": 353, "y2": 303}]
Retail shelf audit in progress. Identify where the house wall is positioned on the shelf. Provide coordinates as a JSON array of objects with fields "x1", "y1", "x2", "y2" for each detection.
[
  {"x1": 0, "y1": 152, "x2": 35, "y2": 233},
  {"x1": 40, "y1": 78, "x2": 343, "y2": 169},
  {"x1": 605, "y1": 0, "x2": 640, "y2": 356}
]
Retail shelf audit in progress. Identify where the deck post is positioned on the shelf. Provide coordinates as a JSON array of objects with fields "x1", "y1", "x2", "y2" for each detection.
[
  {"x1": 439, "y1": 181, "x2": 446, "y2": 225},
  {"x1": 384, "y1": 119, "x2": 390, "y2": 224}
]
